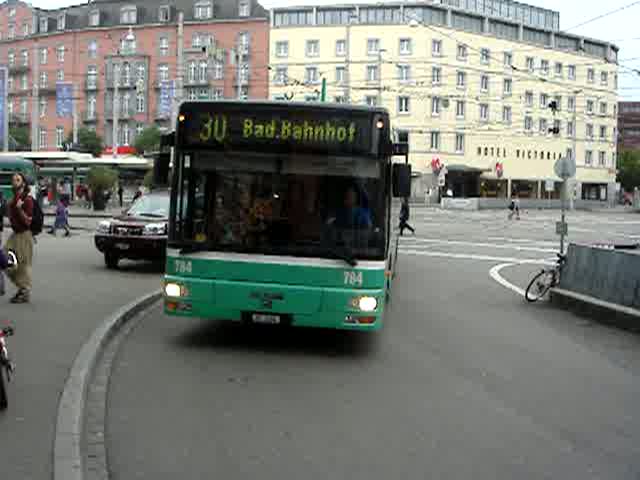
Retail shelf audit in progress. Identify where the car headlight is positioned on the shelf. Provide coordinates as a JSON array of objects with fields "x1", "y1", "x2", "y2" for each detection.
[
  {"x1": 165, "y1": 282, "x2": 188, "y2": 298},
  {"x1": 143, "y1": 223, "x2": 167, "y2": 236},
  {"x1": 96, "y1": 221, "x2": 111, "y2": 234}
]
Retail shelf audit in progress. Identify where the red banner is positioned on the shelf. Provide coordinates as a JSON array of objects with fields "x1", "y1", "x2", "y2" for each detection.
[{"x1": 102, "y1": 146, "x2": 137, "y2": 155}]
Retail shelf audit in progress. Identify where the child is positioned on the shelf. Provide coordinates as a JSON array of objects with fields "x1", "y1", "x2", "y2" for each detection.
[{"x1": 48, "y1": 197, "x2": 71, "y2": 237}]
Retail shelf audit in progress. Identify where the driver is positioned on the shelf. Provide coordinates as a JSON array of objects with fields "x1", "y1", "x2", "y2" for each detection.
[{"x1": 334, "y1": 185, "x2": 372, "y2": 230}]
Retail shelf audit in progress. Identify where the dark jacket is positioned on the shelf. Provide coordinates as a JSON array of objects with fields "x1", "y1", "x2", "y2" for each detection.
[
  {"x1": 0, "y1": 193, "x2": 5, "y2": 232},
  {"x1": 400, "y1": 201, "x2": 410, "y2": 222}
]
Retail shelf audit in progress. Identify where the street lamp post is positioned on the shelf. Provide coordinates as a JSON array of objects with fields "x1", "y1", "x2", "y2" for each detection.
[
  {"x1": 345, "y1": 12, "x2": 358, "y2": 103},
  {"x1": 377, "y1": 48, "x2": 386, "y2": 107}
]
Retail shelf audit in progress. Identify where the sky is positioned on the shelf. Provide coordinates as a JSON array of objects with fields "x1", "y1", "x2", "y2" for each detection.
[{"x1": 25, "y1": 0, "x2": 640, "y2": 100}]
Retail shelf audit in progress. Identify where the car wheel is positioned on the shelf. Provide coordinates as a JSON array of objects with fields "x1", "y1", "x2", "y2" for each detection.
[{"x1": 105, "y1": 252, "x2": 119, "y2": 269}]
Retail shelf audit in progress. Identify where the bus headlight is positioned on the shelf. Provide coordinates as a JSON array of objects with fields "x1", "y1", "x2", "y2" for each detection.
[
  {"x1": 354, "y1": 296, "x2": 377, "y2": 312},
  {"x1": 165, "y1": 282, "x2": 187, "y2": 298},
  {"x1": 96, "y1": 221, "x2": 111, "y2": 234}
]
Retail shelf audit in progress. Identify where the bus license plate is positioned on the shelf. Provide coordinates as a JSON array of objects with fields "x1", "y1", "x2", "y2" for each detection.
[
  {"x1": 252, "y1": 313, "x2": 280, "y2": 325},
  {"x1": 115, "y1": 243, "x2": 130, "y2": 250}
]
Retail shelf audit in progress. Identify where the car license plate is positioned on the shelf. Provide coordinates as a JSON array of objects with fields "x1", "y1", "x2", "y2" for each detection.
[
  {"x1": 252, "y1": 313, "x2": 280, "y2": 325},
  {"x1": 115, "y1": 242, "x2": 130, "y2": 250}
]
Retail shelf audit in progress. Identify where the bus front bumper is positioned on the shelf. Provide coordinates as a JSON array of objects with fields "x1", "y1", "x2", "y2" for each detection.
[{"x1": 162, "y1": 277, "x2": 386, "y2": 331}]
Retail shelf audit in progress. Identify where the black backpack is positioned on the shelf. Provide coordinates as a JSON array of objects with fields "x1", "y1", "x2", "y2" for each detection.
[{"x1": 30, "y1": 199, "x2": 44, "y2": 236}]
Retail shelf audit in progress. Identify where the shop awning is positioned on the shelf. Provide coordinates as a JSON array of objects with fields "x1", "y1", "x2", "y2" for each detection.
[{"x1": 446, "y1": 164, "x2": 486, "y2": 173}]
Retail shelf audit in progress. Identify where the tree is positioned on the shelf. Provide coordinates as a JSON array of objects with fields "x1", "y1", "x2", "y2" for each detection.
[
  {"x1": 617, "y1": 150, "x2": 640, "y2": 192},
  {"x1": 9, "y1": 126, "x2": 30, "y2": 151},
  {"x1": 87, "y1": 166, "x2": 118, "y2": 210},
  {"x1": 66, "y1": 127, "x2": 103, "y2": 157},
  {"x1": 134, "y1": 126, "x2": 161, "y2": 155}
]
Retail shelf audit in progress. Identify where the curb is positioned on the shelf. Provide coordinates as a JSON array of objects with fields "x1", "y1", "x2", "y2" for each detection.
[
  {"x1": 550, "y1": 288, "x2": 640, "y2": 333},
  {"x1": 53, "y1": 290, "x2": 162, "y2": 480}
]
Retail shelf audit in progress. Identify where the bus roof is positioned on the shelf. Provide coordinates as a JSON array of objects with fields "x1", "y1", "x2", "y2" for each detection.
[{"x1": 0, "y1": 156, "x2": 35, "y2": 170}]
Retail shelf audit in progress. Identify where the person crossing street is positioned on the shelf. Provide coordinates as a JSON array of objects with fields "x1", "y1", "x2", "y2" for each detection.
[{"x1": 398, "y1": 198, "x2": 415, "y2": 236}]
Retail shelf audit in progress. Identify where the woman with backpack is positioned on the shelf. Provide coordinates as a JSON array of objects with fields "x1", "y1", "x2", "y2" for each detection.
[{"x1": 4, "y1": 172, "x2": 36, "y2": 304}]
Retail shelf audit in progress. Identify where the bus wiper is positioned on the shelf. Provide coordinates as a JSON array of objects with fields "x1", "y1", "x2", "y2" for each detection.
[{"x1": 327, "y1": 245, "x2": 358, "y2": 267}]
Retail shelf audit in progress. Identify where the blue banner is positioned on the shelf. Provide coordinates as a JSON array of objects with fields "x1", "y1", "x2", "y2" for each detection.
[
  {"x1": 0, "y1": 67, "x2": 6, "y2": 149},
  {"x1": 159, "y1": 80, "x2": 174, "y2": 117},
  {"x1": 56, "y1": 82, "x2": 73, "y2": 118}
]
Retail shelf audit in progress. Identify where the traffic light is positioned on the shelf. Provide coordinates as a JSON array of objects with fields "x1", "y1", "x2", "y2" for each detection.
[
  {"x1": 548, "y1": 101, "x2": 558, "y2": 112},
  {"x1": 548, "y1": 127, "x2": 560, "y2": 135}
]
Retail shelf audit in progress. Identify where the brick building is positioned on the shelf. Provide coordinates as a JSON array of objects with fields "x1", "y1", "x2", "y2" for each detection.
[
  {"x1": 618, "y1": 102, "x2": 640, "y2": 152},
  {"x1": 0, "y1": 0, "x2": 269, "y2": 151}
]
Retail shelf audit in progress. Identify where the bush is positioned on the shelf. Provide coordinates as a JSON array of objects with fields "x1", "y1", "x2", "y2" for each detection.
[{"x1": 88, "y1": 166, "x2": 118, "y2": 210}]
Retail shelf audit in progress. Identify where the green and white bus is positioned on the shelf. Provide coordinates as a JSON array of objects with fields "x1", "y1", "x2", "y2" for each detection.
[
  {"x1": 0, "y1": 155, "x2": 38, "y2": 200},
  {"x1": 161, "y1": 101, "x2": 410, "y2": 331}
]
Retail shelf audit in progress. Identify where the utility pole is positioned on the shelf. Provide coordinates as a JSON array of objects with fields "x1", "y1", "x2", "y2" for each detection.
[
  {"x1": 172, "y1": 11, "x2": 184, "y2": 129},
  {"x1": 31, "y1": 44, "x2": 40, "y2": 150},
  {"x1": 2, "y1": 66, "x2": 8, "y2": 152},
  {"x1": 571, "y1": 89, "x2": 582, "y2": 211},
  {"x1": 345, "y1": 15, "x2": 355, "y2": 103},
  {"x1": 112, "y1": 62, "x2": 119, "y2": 159},
  {"x1": 235, "y1": 39, "x2": 242, "y2": 100}
]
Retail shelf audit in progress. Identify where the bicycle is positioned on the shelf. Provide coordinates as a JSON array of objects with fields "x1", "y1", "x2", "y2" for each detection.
[
  {"x1": 0, "y1": 325, "x2": 15, "y2": 410},
  {"x1": 525, "y1": 253, "x2": 566, "y2": 303}
]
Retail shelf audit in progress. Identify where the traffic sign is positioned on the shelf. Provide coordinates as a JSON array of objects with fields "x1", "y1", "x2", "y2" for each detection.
[
  {"x1": 556, "y1": 221, "x2": 568, "y2": 236},
  {"x1": 545, "y1": 180, "x2": 555, "y2": 192},
  {"x1": 554, "y1": 156, "x2": 576, "y2": 180}
]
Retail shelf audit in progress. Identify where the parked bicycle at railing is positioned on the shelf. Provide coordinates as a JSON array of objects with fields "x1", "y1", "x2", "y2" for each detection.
[
  {"x1": 0, "y1": 325, "x2": 15, "y2": 410},
  {"x1": 525, "y1": 253, "x2": 567, "y2": 303}
]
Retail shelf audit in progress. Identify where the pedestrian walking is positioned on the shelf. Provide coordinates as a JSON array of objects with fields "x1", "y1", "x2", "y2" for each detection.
[
  {"x1": 508, "y1": 192, "x2": 521, "y2": 220},
  {"x1": 118, "y1": 184, "x2": 124, "y2": 208},
  {"x1": 48, "y1": 196, "x2": 71, "y2": 237},
  {"x1": 5, "y1": 172, "x2": 35, "y2": 304},
  {"x1": 398, "y1": 198, "x2": 415, "y2": 236}
]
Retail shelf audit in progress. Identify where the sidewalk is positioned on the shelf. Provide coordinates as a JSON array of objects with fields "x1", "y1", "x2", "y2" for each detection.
[{"x1": 43, "y1": 203, "x2": 126, "y2": 219}]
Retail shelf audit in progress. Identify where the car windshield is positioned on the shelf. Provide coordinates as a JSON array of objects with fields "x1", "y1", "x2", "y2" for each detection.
[
  {"x1": 127, "y1": 194, "x2": 169, "y2": 218},
  {"x1": 171, "y1": 152, "x2": 388, "y2": 261}
]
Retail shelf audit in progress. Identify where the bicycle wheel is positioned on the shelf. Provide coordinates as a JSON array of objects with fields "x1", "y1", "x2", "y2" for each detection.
[
  {"x1": 525, "y1": 270, "x2": 554, "y2": 303},
  {"x1": 0, "y1": 364, "x2": 7, "y2": 410}
]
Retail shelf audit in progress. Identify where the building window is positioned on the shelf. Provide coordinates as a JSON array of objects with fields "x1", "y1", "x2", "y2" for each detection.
[
  {"x1": 587, "y1": 100, "x2": 594, "y2": 114},
  {"x1": 159, "y1": 6, "x2": 170, "y2": 22},
  {"x1": 432, "y1": 40, "x2": 442, "y2": 57},
  {"x1": 367, "y1": 65, "x2": 379, "y2": 82},
  {"x1": 540, "y1": 60, "x2": 549, "y2": 75},
  {"x1": 57, "y1": 69, "x2": 64, "y2": 81},
  {"x1": 40, "y1": 71, "x2": 47, "y2": 88},
  {"x1": 214, "y1": 62, "x2": 223, "y2": 80},
  {"x1": 20, "y1": 98, "x2": 28, "y2": 116},
  {"x1": 56, "y1": 127, "x2": 64, "y2": 148},
  {"x1": 120, "y1": 6, "x2": 137, "y2": 24},
  {"x1": 187, "y1": 61, "x2": 197, "y2": 83},
  {"x1": 20, "y1": 74, "x2": 28, "y2": 90},
  {"x1": 158, "y1": 64, "x2": 169, "y2": 82},
  {"x1": 455, "y1": 133, "x2": 464, "y2": 153},
  {"x1": 39, "y1": 17, "x2": 48, "y2": 33},
  {"x1": 600, "y1": 126, "x2": 607, "y2": 141},
  {"x1": 430, "y1": 131, "x2": 440, "y2": 150},
  {"x1": 398, "y1": 96, "x2": 410, "y2": 114},
  {"x1": 568, "y1": 65, "x2": 576, "y2": 80},
  {"x1": 40, "y1": 48, "x2": 47, "y2": 65},
  {"x1": 431, "y1": 97, "x2": 440, "y2": 116},
  {"x1": 194, "y1": 2, "x2": 212, "y2": 19},
  {"x1": 8, "y1": 52, "x2": 15, "y2": 67},
  {"x1": 276, "y1": 41, "x2": 289, "y2": 58},
  {"x1": 525, "y1": 91, "x2": 533, "y2": 107},
  {"x1": 122, "y1": 63, "x2": 132, "y2": 85},
  {"x1": 57, "y1": 13, "x2": 66, "y2": 30},
  {"x1": 601, "y1": 71, "x2": 608, "y2": 86},
  {"x1": 432, "y1": 67, "x2": 442, "y2": 85},
  {"x1": 305, "y1": 66, "x2": 319, "y2": 84},
  {"x1": 553, "y1": 95, "x2": 562, "y2": 111},
  {"x1": 600, "y1": 102, "x2": 607, "y2": 115},
  {"x1": 365, "y1": 96, "x2": 377, "y2": 107},
  {"x1": 88, "y1": 40, "x2": 98, "y2": 59},
  {"x1": 275, "y1": 66, "x2": 288, "y2": 85},
  {"x1": 22, "y1": 22, "x2": 29, "y2": 37},
  {"x1": 8, "y1": 23, "x2": 14, "y2": 39},
  {"x1": 7, "y1": 101, "x2": 12, "y2": 116},
  {"x1": 198, "y1": 61, "x2": 207, "y2": 82},
  {"x1": 87, "y1": 95, "x2": 96, "y2": 117},
  {"x1": 503, "y1": 78, "x2": 512, "y2": 96},
  {"x1": 456, "y1": 100, "x2": 465, "y2": 118},
  {"x1": 212, "y1": 88, "x2": 223, "y2": 100},
  {"x1": 504, "y1": 52, "x2": 512, "y2": 67},
  {"x1": 614, "y1": 74, "x2": 618, "y2": 90},
  {"x1": 526, "y1": 57, "x2": 534, "y2": 72},
  {"x1": 399, "y1": 38, "x2": 412, "y2": 55},
  {"x1": 587, "y1": 68, "x2": 595, "y2": 83},
  {"x1": 553, "y1": 119, "x2": 561, "y2": 136},
  {"x1": 502, "y1": 106, "x2": 512, "y2": 124},
  {"x1": 57, "y1": 45, "x2": 65, "y2": 62},
  {"x1": 567, "y1": 121, "x2": 575, "y2": 137},
  {"x1": 336, "y1": 39, "x2": 346, "y2": 56},
  {"x1": 479, "y1": 103, "x2": 489, "y2": 122},
  {"x1": 367, "y1": 38, "x2": 380, "y2": 55},
  {"x1": 456, "y1": 71, "x2": 466, "y2": 89},
  {"x1": 136, "y1": 64, "x2": 145, "y2": 84},
  {"x1": 480, "y1": 48, "x2": 490, "y2": 64},
  {"x1": 39, "y1": 97, "x2": 47, "y2": 118},
  {"x1": 158, "y1": 36, "x2": 169, "y2": 57},
  {"x1": 397, "y1": 65, "x2": 410, "y2": 83},
  {"x1": 9, "y1": 7, "x2": 15, "y2": 17},
  {"x1": 568, "y1": 96, "x2": 576, "y2": 112},
  {"x1": 39, "y1": 127, "x2": 47, "y2": 149},
  {"x1": 121, "y1": 33, "x2": 136, "y2": 55},
  {"x1": 586, "y1": 124, "x2": 594, "y2": 139},
  {"x1": 89, "y1": 10, "x2": 100, "y2": 26},
  {"x1": 239, "y1": 0, "x2": 250, "y2": 17},
  {"x1": 136, "y1": 92, "x2": 145, "y2": 113},
  {"x1": 599, "y1": 151, "x2": 606, "y2": 166},
  {"x1": 525, "y1": 116, "x2": 533, "y2": 132},
  {"x1": 457, "y1": 44, "x2": 468, "y2": 60},
  {"x1": 7, "y1": 76, "x2": 13, "y2": 91},
  {"x1": 540, "y1": 93, "x2": 549, "y2": 109},
  {"x1": 555, "y1": 62, "x2": 563, "y2": 77},
  {"x1": 585, "y1": 150, "x2": 593, "y2": 166},
  {"x1": 306, "y1": 40, "x2": 319, "y2": 57},
  {"x1": 187, "y1": 89, "x2": 197, "y2": 101},
  {"x1": 539, "y1": 118, "x2": 548, "y2": 134},
  {"x1": 480, "y1": 74, "x2": 489, "y2": 92}
]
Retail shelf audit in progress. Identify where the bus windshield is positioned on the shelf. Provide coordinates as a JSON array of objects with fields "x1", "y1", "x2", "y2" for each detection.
[{"x1": 171, "y1": 152, "x2": 388, "y2": 261}]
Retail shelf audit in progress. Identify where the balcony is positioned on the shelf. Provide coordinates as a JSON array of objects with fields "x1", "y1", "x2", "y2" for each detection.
[
  {"x1": 9, "y1": 114, "x2": 29, "y2": 125},
  {"x1": 85, "y1": 78, "x2": 99, "y2": 91},
  {"x1": 105, "y1": 109, "x2": 132, "y2": 120},
  {"x1": 83, "y1": 111, "x2": 98, "y2": 123},
  {"x1": 39, "y1": 83, "x2": 57, "y2": 96},
  {"x1": 9, "y1": 64, "x2": 29, "y2": 74},
  {"x1": 184, "y1": 77, "x2": 210, "y2": 87}
]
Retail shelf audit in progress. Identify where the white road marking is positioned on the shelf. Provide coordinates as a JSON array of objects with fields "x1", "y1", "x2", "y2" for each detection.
[
  {"x1": 399, "y1": 238, "x2": 558, "y2": 254},
  {"x1": 400, "y1": 249, "x2": 552, "y2": 264},
  {"x1": 489, "y1": 263, "x2": 525, "y2": 297}
]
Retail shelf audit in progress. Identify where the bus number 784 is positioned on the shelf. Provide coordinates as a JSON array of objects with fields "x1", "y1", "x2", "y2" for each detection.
[{"x1": 344, "y1": 271, "x2": 363, "y2": 286}]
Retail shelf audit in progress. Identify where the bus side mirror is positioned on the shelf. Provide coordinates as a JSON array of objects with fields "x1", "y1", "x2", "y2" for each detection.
[
  {"x1": 392, "y1": 164, "x2": 411, "y2": 198},
  {"x1": 153, "y1": 152, "x2": 171, "y2": 186}
]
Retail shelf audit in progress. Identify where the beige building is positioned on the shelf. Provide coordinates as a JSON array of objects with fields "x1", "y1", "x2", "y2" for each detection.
[{"x1": 269, "y1": 1, "x2": 619, "y2": 203}]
